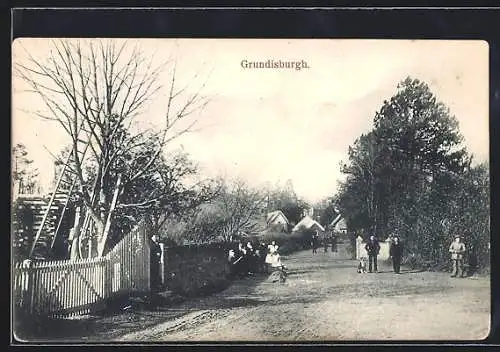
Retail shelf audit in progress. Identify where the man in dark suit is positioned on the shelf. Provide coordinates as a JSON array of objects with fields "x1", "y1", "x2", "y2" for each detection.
[
  {"x1": 258, "y1": 242, "x2": 268, "y2": 273},
  {"x1": 365, "y1": 235, "x2": 380, "y2": 273},
  {"x1": 389, "y1": 236, "x2": 403, "y2": 274},
  {"x1": 331, "y1": 234, "x2": 338, "y2": 252},
  {"x1": 149, "y1": 234, "x2": 162, "y2": 292},
  {"x1": 311, "y1": 230, "x2": 319, "y2": 254},
  {"x1": 237, "y1": 242, "x2": 248, "y2": 277}
]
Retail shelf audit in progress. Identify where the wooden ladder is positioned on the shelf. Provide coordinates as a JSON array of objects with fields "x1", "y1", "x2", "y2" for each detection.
[{"x1": 28, "y1": 119, "x2": 98, "y2": 260}]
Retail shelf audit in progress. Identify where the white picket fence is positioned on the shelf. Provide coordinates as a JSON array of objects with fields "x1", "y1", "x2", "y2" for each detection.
[{"x1": 13, "y1": 223, "x2": 150, "y2": 318}]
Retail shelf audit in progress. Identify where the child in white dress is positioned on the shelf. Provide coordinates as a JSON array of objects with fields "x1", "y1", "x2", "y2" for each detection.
[{"x1": 265, "y1": 241, "x2": 278, "y2": 265}]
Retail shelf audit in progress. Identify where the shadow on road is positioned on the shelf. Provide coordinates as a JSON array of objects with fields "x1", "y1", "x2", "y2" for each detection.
[
  {"x1": 15, "y1": 271, "x2": 272, "y2": 342},
  {"x1": 397, "y1": 269, "x2": 426, "y2": 274},
  {"x1": 287, "y1": 264, "x2": 356, "y2": 276}
]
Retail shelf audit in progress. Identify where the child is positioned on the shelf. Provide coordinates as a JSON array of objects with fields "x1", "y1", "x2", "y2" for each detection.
[
  {"x1": 265, "y1": 241, "x2": 278, "y2": 271},
  {"x1": 268, "y1": 252, "x2": 288, "y2": 283}
]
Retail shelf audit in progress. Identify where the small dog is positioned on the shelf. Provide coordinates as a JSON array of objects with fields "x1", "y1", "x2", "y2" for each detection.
[{"x1": 357, "y1": 257, "x2": 367, "y2": 273}]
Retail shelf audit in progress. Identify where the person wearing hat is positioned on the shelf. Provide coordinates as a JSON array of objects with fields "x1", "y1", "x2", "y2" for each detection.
[
  {"x1": 449, "y1": 234, "x2": 466, "y2": 278},
  {"x1": 149, "y1": 234, "x2": 162, "y2": 292},
  {"x1": 389, "y1": 235, "x2": 403, "y2": 274},
  {"x1": 311, "y1": 230, "x2": 319, "y2": 255},
  {"x1": 331, "y1": 233, "x2": 338, "y2": 252},
  {"x1": 365, "y1": 235, "x2": 381, "y2": 273}
]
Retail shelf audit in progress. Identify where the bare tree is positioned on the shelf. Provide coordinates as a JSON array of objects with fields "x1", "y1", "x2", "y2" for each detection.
[
  {"x1": 217, "y1": 179, "x2": 267, "y2": 242},
  {"x1": 15, "y1": 39, "x2": 210, "y2": 257},
  {"x1": 183, "y1": 179, "x2": 265, "y2": 244}
]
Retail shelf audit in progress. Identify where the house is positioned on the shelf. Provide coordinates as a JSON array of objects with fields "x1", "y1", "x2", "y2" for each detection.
[
  {"x1": 329, "y1": 214, "x2": 347, "y2": 234},
  {"x1": 333, "y1": 218, "x2": 347, "y2": 233},
  {"x1": 266, "y1": 210, "x2": 290, "y2": 232},
  {"x1": 292, "y1": 215, "x2": 325, "y2": 233}
]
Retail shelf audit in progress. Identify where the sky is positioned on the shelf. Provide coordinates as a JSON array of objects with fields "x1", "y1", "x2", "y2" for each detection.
[{"x1": 12, "y1": 39, "x2": 489, "y2": 203}]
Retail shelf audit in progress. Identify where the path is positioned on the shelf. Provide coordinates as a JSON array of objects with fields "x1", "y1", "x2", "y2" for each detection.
[{"x1": 115, "y1": 244, "x2": 490, "y2": 341}]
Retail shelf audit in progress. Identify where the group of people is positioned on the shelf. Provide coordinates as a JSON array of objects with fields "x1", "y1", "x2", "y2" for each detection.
[
  {"x1": 361, "y1": 235, "x2": 406, "y2": 274},
  {"x1": 311, "y1": 230, "x2": 338, "y2": 254},
  {"x1": 148, "y1": 229, "x2": 468, "y2": 296},
  {"x1": 227, "y1": 240, "x2": 285, "y2": 279},
  {"x1": 361, "y1": 233, "x2": 467, "y2": 277}
]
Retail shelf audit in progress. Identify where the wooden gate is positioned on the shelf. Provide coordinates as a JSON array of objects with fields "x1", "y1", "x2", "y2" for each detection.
[{"x1": 13, "y1": 222, "x2": 150, "y2": 318}]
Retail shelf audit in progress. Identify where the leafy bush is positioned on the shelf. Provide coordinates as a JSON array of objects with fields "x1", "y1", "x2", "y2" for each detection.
[
  {"x1": 401, "y1": 252, "x2": 448, "y2": 271},
  {"x1": 268, "y1": 223, "x2": 288, "y2": 233},
  {"x1": 402, "y1": 253, "x2": 426, "y2": 270},
  {"x1": 259, "y1": 229, "x2": 310, "y2": 255}
]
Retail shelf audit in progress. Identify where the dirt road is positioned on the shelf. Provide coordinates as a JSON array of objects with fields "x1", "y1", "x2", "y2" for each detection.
[{"x1": 116, "y1": 244, "x2": 490, "y2": 342}]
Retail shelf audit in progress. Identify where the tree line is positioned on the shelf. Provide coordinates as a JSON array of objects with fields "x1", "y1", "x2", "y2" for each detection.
[
  {"x1": 335, "y1": 77, "x2": 489, "y2": 272},
  {"x1": 12, "y1": 143, "x2": 40, "y2": 195}
]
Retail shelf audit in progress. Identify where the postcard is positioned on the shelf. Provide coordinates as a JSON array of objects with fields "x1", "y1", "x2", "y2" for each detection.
[{"x1": 12, "y1": 38, "x2": 490, "y2": 342}]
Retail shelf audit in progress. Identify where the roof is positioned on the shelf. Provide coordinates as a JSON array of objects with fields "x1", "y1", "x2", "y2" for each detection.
[
  {"x1": 266, "y1": 210, "x2": 290, "y2": 225},
  {"x1": 292, "y1": 215, "x2": 325, "y2": 232},
  {"x1": 329, "y1": 214, "x2": 342, "y2": 228},
  {"x1": 334, "y1": 218, "x2": 347, "y2": 230}
]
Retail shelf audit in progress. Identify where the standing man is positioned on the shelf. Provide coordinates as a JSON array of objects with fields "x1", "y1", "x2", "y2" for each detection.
[
  {"x1": 246, "y1": 241, "x2": 256, "y2": 275},
  {"x1": 331, "y1": 233, "x2": 338, "y2": 252},
  {"x1": 238, "y1": 242, "x2": 248, "y2": 277},
  {"x1": 149, "y1": 234, "x2": 162, "y2": 292},
  {"x1": 311, "y1": 230, "x2": 319, "y2": 254},
  {"x1": 389, "y1": 236, "x2": 403, "y2": 274},
  {"x1": 260, "y1": 242, "x2": 268, "y2": 273},
  {"x1": 449, "y1": 235, "x2": 466, "y2": 278},
  {"x1": 365, "y1": 235, "x2": 380, "y2": 273},
  {"x1": 257, "y1": 242, "x2": 267, "y2": 273}
]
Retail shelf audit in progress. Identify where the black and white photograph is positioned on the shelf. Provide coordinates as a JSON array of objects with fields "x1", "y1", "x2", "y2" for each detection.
[{"x1": 11, "y1": 38, "x2": 490, "y2": 342}]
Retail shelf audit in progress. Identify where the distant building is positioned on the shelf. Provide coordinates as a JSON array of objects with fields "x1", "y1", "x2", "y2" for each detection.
[
  {"x1": 302, "y1": 207, "x2": 315, "y2": 218},
  {"x1": 329, "y1": 214, "x2": 347, "y2": 234},
  {"x1": 292, "y1": 215, "x2": 325, "y2": 233},
  {"x1": 266, "y1": 210, "x2": 290, "y2": 232}
]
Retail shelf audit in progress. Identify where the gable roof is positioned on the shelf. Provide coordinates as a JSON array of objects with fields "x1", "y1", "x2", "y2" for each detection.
[
  {"x1": 266, "y1": 210, "x2": 290, "y2": 225},
  {"x1": 329, "y1": 213, "x2": 342, "y2": 228},
  {"x1": 292, "y1": 215, "x2": 325, "y2": 232},
  {"x1": 333, "y1": 218, "x2": 347, "y2": 230}
]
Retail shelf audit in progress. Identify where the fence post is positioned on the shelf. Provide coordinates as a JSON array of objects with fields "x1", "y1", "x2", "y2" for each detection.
[
  {"x1": 144, "y1": 223, "x2": 151, "y2": 292},
  {"x1": 159, "y1": 243, "x2": 165, "y2": 286},
  {"x1": 102, "y1": 257, "x2": 110, "y2": 307},
  {"x1": 356, "y1": 236, "x2": 363, "y2": 260},
  {"x1": 22, "y1": 259, "x2": 35, "y2": 315}
]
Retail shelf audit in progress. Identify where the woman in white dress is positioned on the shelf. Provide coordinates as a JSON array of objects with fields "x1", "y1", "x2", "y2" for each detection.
[
  {"x1": 265, "y1": 241, "x2": 284, "y2": 270},
  {"x1": 265, "y1": 241, "x2": 277, "y2": 262}
]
